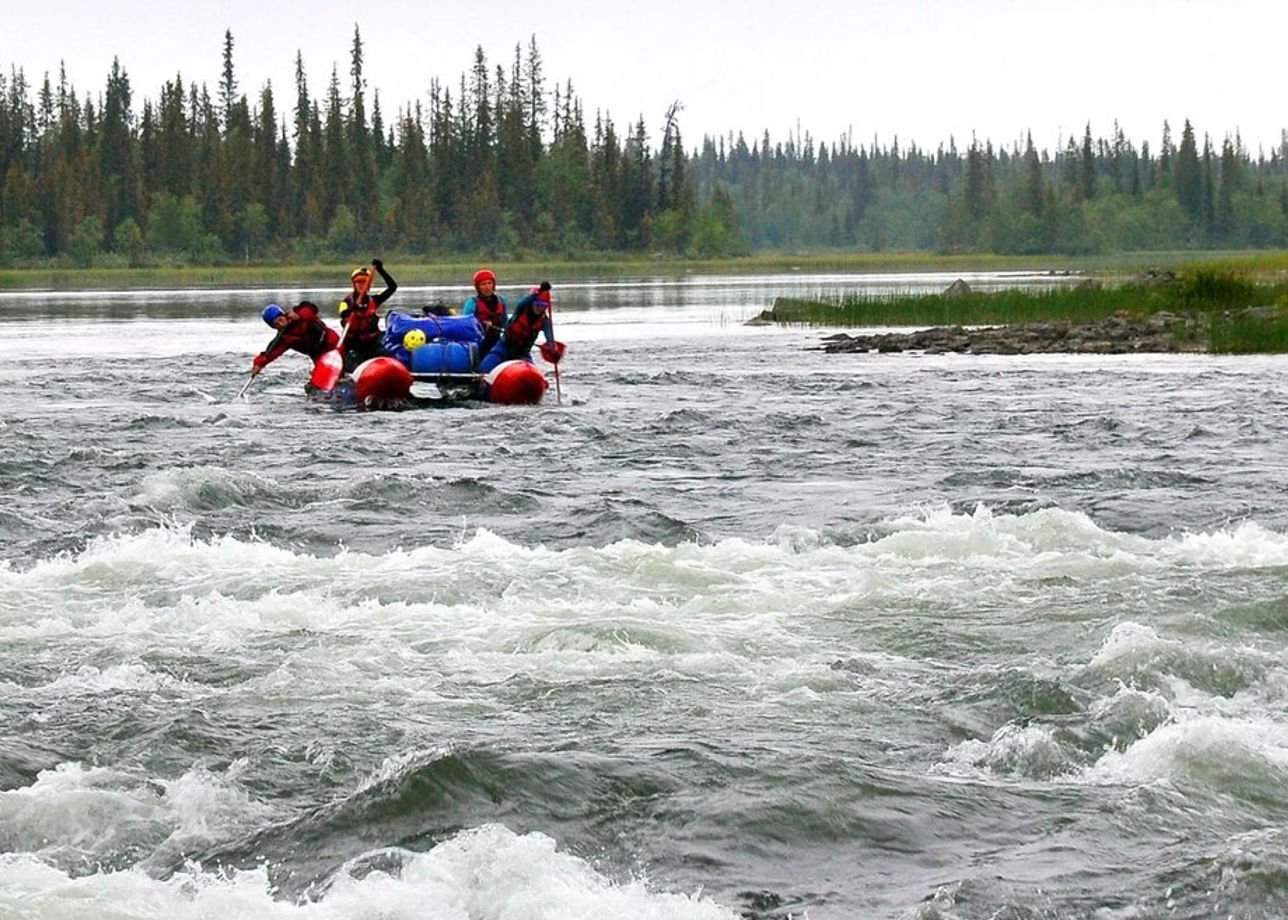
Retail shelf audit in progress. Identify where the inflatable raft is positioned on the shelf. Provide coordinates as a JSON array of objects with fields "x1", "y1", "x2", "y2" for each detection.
[
  {"x1": 381, "y1": 311, "x2": 549, "y2": 406},
  {"x1": 303, "y1": 311, "x2": 553, "y2": 409}
]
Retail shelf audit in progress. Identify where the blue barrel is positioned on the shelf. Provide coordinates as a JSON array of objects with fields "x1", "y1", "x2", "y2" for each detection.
[
  {"x1": 383, "y1": 312, "x2": 482, "y2": 353},
  {"x1": 409, "y1": 341, "x2": 477, "y2": 374}
]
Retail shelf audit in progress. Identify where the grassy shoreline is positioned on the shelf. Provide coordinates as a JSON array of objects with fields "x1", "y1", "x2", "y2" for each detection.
[
  {"x1": 768, "y1": 267, "x2": 1288, "y2": 354},
  {"x1": 3, "y1": 249, "x2": 1288, "y2": 292}
]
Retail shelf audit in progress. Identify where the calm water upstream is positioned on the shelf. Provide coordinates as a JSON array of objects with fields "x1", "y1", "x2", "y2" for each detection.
[{"x1": 1, "y1": 272, "x2": 1286, "y2": 920}]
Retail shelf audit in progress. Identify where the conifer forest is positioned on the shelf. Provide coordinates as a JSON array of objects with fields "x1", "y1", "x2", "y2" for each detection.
[{"x1": 2, "y1": 30, "x2": 1287, "y2": 267}]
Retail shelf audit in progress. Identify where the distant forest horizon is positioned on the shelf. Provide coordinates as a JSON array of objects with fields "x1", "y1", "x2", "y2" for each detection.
[{"x1": 3, "y1": 29, "x2": 1288, "y2": 267}]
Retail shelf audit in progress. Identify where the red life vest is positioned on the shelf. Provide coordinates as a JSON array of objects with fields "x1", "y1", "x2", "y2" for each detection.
[
  {"x1": 341, "y1": 294, "x2": 382, "y2": 345},
  {"x1": 503, "y1": 302, "x2": 548, "y2": 351},
  {"x1": 470, "y1": 294, "x2": 507, "y2": 329}
]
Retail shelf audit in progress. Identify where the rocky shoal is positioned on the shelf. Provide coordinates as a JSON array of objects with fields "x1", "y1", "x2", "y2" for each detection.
[{"x1": 814, "y1": 311, "x2": 1199, "y2": 355}]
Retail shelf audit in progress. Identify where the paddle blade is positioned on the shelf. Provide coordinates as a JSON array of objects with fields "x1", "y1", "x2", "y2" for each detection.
[{"x1": 309, "y1": 350, "x2": 344, "y2": 391}]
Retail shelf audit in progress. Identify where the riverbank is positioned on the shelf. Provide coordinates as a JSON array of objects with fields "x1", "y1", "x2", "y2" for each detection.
[
  {"x1": 3, "y1": 249, "x2": 1286, "y2": 292},
  {"x1": 816, "y1": 311, "x2": 1201, "y2": 355},
  {"x1": 765, "y1": 267, "x2": 1288, "y2": 354}
]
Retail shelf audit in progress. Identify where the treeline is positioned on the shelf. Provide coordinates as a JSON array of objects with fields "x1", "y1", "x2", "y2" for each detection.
[
  {"x1": 692, "y1": 122, "x2": 1288, "y2": 254},
  {"x1": 0, "y1": 31, "x2": 740, "y2": 267},
  {"x1": 1, "y1": 29, "x2": 1287, "y2": 267}
]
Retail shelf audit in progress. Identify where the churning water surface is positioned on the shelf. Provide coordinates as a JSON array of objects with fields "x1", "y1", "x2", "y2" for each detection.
[{"x1": 1, "y1": 273, "x2": 1286, "y2": 920}]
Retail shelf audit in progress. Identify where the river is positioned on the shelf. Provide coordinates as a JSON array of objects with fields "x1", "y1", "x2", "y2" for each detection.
[{"x1": 1, "y1": 271, "x2": 1285, "y2": 919}]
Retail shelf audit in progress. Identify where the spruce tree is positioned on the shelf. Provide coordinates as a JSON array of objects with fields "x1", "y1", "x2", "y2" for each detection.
[
  {"x1": 1175, "y1": 119, "x2": 1202, "y2": 221},
  {"x1": 348, "y1": 26, "x2": 378, "y2": 234},
  {"x1": 99, "y1": 58, "x2": 139, "y2": 244},
  {"x1": 219, "y1": 31, "x2": 237, "y2": 131}
]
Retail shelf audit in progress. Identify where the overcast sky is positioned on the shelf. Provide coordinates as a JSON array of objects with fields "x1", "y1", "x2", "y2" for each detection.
[{"x1": 13, "y1": 0, "x2": 1286, "y2": 155}]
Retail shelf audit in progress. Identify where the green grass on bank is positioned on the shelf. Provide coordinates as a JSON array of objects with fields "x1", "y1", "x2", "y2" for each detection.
[
  {"x1": 3, "y1": 249, "x2": 1288, "y2": 292},
  {"x1": 1208, "y1": 313, "x2": 1288, "y2": 354},
  {"x1": 770, "y1": 268, "x2": 1288, "y2": 355},
  {"x1": 773, "y1": 271, "x2": 1284, "y2": 325}
]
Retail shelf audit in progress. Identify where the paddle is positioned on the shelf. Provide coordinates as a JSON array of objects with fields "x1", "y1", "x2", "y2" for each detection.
[
  {"x1": 314, "y1": 306, "x2": 355, "y2": 392},
  {"x1": 336, "y1": 262, "x2": 377, "y2": 356},
  {"x1": 539, "y1": 281, "x2": 564, "y2": 406},
  {"x1": 539, "y1": 340, "x2": 566, "y2": 406},
  {"x1": 313, "y1": 264, "x2": 376, "y2": 392},
  {"x1": 235, "y1": 373, "x2": 256, "y2": 401},
  {"x1": 309, "y1": 349, "x2": 345, "y2": 391}
]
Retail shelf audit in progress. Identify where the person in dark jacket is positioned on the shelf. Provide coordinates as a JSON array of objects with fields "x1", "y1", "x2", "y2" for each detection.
[
  {"x1": 339, "y1": 258, "x2": 398, "y2": 372},
  {"x1": 250, "y1": 302, "x2": 340, "y2": 377},
  {"x1": 477, "y1": 282, "x2": 563, "y2": 374}
]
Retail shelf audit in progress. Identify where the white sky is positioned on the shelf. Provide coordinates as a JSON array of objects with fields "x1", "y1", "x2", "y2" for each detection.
[{"x1": 12, "y1": 0, "x2": 1287, "y2": 156}]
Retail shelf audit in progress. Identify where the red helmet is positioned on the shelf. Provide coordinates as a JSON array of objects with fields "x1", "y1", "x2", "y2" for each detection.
[{"x1": 472, "y1": 268, "x2": 496, "y2": 290}]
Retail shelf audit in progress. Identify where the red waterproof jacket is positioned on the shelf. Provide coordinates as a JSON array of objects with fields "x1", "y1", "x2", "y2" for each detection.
[{"x1": 253, "y1": 302, "x2": 340, "y2": 369}]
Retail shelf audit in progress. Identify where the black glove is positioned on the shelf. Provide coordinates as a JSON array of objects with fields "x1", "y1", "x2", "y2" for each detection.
[
  {"x1": 372, "y1": 258, "x2": 383, "y2": 270},
  {"x1": 538, "y1": 281, "x2": 551, "y2": 292}
]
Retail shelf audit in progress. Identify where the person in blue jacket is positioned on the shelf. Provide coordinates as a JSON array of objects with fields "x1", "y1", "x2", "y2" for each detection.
[{"x1": 477, "y1": 281, "x2": 563, "y2": 373}]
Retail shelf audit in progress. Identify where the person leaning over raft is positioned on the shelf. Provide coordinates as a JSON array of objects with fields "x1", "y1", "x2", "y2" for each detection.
[
  {"x1": 251, "y1": 302, "x2": 340, "y2": 377},
  {"x1": 477, "y1": 281, "x2": 563, "y2": 373},
  {"x1": 339, "y1": 258, "x2": 398, "y2": 372},
  {"x1": 460, "y1": 268, "x2": 508, "y2": 359}
]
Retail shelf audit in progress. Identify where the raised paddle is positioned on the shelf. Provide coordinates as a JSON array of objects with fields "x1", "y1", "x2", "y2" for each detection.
[
  {"x1": 335, "y1": 262, "x2": 376, "y2": 355},
  {"x1": 317, "y1": 264, "x2": 374, "y2": 391}
]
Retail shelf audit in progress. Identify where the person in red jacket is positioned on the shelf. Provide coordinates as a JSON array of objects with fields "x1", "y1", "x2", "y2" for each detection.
[
  {"x1": 250, "y1": 302, "x2": 340, "y2": 377},
  {"x1": 339, "y1": 258, "x2": 398, "y2": 372}
]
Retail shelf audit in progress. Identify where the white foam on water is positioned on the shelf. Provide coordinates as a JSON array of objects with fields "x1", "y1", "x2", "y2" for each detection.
[
  {"x1": 1166, "y1": 520, "x2": 1288, "y2": 568},
  {"x1": 0, "y1": 824, "x2": 739, "y2": 920},
  {"x1": 5, "y1": 511, "x2": 1287, "y2": 815},
  {"x1": 1084, "y1": 714, "x2": 1288, "y2": 789},
  {"x1": 3, "y1": 510, "x2": 1286, "y2": 700},
  {"x1": 23, "y1": 662, "x2": 178, "y2": 696},
  {"x1": 0, "y1": 760, "x2": 281, "y2": 862},
  {"x1": 1085, "y1": 621, "x2": 1179, "y2": 671},
  {"x1": 0, "y1": 763, "x2": 167, "y2": 858},
  {"x1": 131, "y1": 466, "x2": 278, "y2": 511},
  {"x1": 156, "y1": 760, "x2": 282, "y2": 849},
  {"x1": 936, "y1": 722, "x2": 1069, "y2": 780},
  {"x1": 6, "y1": 506, "x2": 1288, "y2": 614}
]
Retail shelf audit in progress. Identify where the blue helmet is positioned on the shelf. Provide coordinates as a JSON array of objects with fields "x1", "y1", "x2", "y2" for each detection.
[{"x1": 261, "y1": 303, "x2": 286, "y2": 326}]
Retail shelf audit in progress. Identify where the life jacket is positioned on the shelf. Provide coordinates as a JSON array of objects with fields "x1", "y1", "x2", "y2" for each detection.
[
  {"x1": 503, "y1": 302, "x2": 548, "y2": 351},
  {"x1": 341, "y1": 293, "x2": 382, "y2": 344},
  {"x1": 469, "y1": 294, "x2": 507, "y2": 329}
]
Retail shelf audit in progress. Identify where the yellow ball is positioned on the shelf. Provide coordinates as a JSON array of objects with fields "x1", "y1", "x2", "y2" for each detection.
[{"x1": 403, "y1": 329, "x2": 428, "y2": 350}]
